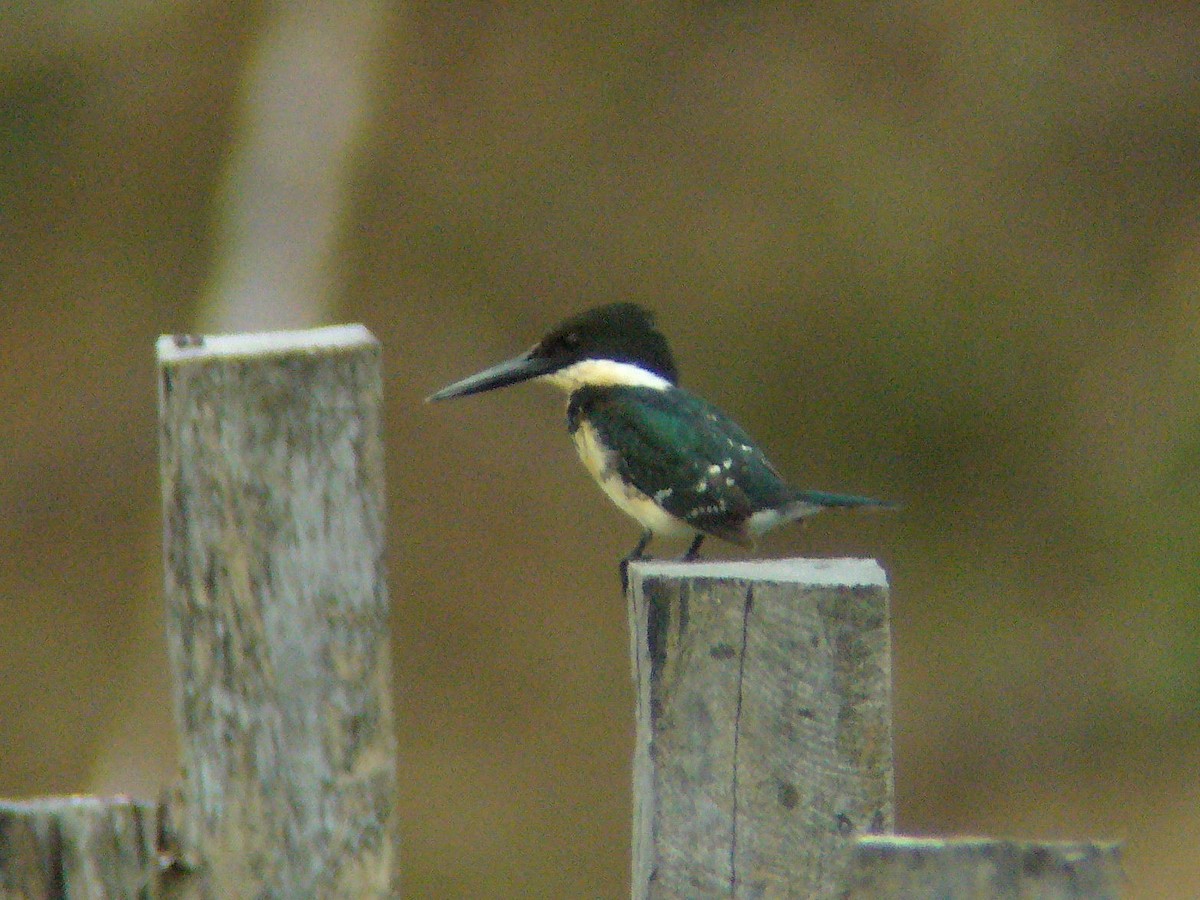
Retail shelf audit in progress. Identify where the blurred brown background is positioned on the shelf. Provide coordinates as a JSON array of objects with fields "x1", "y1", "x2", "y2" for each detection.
[{"x1": 3, "y1": 2, "x2": 1199, "y2": 897}]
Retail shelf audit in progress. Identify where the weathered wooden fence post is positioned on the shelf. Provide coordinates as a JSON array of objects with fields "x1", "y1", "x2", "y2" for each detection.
[
  {"x1": 0, "y1": 797, "x2": 159, "y2": 897},
  {"x1": 628, "y1": 558, "x2": 893, "y2": 899},
  {"x1": 847, "y1": 836, "x2": 1124, "y2": 899},
  {"x1": 629, "y1": 558, "x2": 1125, "y2": 899},
  {"x1": 157, "y1": 326, "x2": 398, "y2": 897}
]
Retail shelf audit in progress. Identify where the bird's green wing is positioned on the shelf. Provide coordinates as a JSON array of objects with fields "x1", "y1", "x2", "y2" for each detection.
[{"x1": 568, "y1": 386, "x2": 795, "y2": 544}]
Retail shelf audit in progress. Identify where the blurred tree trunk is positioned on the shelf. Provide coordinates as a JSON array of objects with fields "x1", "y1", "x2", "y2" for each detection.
[{"x1": 201, "y1": 0, "x2": 385, "y2": 331}]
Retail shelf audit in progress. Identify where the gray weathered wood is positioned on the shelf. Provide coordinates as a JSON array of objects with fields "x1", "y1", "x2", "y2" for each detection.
[
  {"x1": 0, "y1": 796, "x2": 160, "y2": 898},
  {"x1": 628, "y1": 558, "x2": 893, "y2": 899},
  {"x1": 847, "y1": 836, "x2": 1124, "y2": 898},
  {"x1": 156, "y1": 326, "x2": 397, "y2": 898}
]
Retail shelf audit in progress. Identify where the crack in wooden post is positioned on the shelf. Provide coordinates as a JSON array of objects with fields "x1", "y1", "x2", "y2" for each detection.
[{"x1": 727, "y1": 583, "x2": 753, "y2": 898}]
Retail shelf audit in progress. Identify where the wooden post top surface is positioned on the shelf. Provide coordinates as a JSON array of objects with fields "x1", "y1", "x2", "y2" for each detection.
[
  {"x1": 631, "y1": 556, "x2": 888, "y2": 586},
  {"x1": 155, "y1": 323, "x2": 377, "y2": 363}
]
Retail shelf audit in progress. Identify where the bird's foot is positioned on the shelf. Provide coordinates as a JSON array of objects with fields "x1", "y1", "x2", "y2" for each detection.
[
  {"x1": 681, "y1": 533, "x2": 705, "y2": 562},
  {"x1": 620, "y1": 531, "x2": 654, "y2": 594}
]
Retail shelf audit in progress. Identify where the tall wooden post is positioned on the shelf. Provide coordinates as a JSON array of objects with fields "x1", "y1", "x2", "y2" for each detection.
[
  {"x1": 628, "y1": 558, "x2": 893, "y2": 899},
  {"x1": 156, "y1": 326, "x2": 398, "y2": 898}
]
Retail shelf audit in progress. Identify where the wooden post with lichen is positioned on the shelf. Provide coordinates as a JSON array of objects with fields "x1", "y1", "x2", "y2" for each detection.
[
  {"x1": 627, "y1": 559, "x2": 1125, "y2": 899},
  {"x1": 0, "y1": 797, "x2": 160, "y2": 897},
  {"x1": 847, "y1": 836, "x2": 1124, "y2": 899},
  {"x1": 156, "y1": 326, "x2": 398, "y2": 898},
  {"x1": 627, "y1": 558, "x2": 894, "y2": 899}
]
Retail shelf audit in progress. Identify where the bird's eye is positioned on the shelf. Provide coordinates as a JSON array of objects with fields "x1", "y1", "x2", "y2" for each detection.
[{"x1": 562, "y1": 331, "x2": 581, "y2": 350}]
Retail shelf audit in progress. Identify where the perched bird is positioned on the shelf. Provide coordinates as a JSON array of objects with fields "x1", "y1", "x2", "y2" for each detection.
[{"x1": 427, "y1": 303, "x2": 895, "y2": 563}]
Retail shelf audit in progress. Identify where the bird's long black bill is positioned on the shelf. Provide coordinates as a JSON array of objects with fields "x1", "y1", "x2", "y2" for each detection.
[{"x1": 425, "y1": 350, "x2": 555, "y2": 402}]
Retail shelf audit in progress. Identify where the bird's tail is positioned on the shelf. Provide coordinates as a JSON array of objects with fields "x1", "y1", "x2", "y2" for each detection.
[
  {"x1": 752, "y1": 489, "x2": 898, "y2": 536},
  {"x1": 789, "y1": 489, "x2": 900, "y2": 511}
]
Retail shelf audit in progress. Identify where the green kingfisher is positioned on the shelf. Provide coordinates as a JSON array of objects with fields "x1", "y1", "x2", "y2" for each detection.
[{"x1": 427, "y1": 303, "x2": 895, "y2": 562}]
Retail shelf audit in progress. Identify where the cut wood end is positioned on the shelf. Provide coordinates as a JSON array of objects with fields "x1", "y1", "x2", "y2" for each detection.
[
  {"x1": 855, "y1": 835, "x2": 1123, "y2": 855},
  {"x1": 155, "y1": 324, "x2": 377, "y2": 364},
  {"x1": 631, "y1": 557, "x2": 888, "y2": 587}
]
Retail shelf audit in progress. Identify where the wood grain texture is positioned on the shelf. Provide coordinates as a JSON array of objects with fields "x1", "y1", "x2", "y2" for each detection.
[
  {"x1": 0, "y1": 797, "x2": 159, "y2": 898},
  {"x1": 848, "y1": 836, "x2": 1124, "y2": 899},
  {"x1": 156, "y1": 327, "x2": 397, "y2": 898},
  {"x1": 628, "y1": 558, "x2": 893, "y2": 899}
]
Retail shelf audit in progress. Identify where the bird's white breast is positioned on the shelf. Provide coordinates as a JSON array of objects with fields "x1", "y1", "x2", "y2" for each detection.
[{"x1": 571, "y1": 420, "x2": 696, "y2": 538}]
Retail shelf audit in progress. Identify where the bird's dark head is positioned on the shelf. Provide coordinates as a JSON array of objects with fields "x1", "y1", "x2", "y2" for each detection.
[{"x1": 427, "y1": 303, "x2": 679, "y2": 402}]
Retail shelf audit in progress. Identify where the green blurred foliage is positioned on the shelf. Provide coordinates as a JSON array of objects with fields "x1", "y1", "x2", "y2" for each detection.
[{"x1": 1, "y1": 1, "x2": 1199, "y2": 897}]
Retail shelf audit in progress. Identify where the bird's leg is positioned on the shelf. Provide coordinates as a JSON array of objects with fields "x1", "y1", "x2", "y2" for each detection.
[
  {"x1": 682, "y1": 533, "x2": 705, "y2": 561},
  {"x1": 619, "y1": 529, "x2": 654, "y2": 594}
]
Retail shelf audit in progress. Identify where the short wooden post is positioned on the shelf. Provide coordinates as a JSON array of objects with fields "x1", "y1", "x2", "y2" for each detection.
[
  {"x1": 0, "y1": 797, "x2": 159, "y2": 898},
  {"x1": 847, "y1": 836, "x2": 1125, "y2": 898},
  {"x1": 628, "y1": 558, "x2": 893, "y2": 899},
  {"x1": 156, "y1": 327, "x2": 398, "y2": 897}
]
